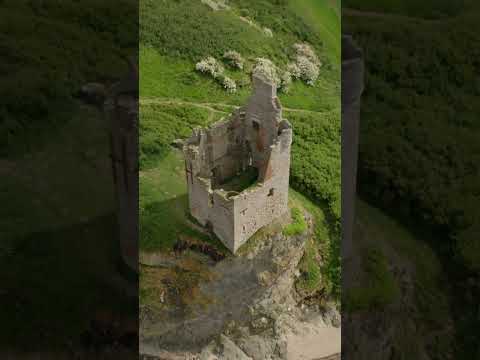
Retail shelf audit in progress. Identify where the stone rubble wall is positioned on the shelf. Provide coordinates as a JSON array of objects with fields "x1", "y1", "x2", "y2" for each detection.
[
  {"x1": 231, "y1": 127, "x2": 292, "y2": 252},
  {"x1": 183, "y1": 75, "x2": 292, "y2": 253}
]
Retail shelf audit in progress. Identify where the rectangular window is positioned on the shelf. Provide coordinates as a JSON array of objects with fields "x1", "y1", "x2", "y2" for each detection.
[{"x1": 268, "y1": 188, "x2": 274, "y2": 196}]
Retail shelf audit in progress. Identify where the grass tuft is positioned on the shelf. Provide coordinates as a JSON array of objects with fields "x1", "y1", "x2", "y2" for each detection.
[{"x1": 283, "y1": 207, "x2": 307, "y2": 236}]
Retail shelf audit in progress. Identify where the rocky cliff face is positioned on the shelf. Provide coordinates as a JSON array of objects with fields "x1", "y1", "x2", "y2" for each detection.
[{"x1": 140, "y1": 211, "x2": 340, "y2": 359}]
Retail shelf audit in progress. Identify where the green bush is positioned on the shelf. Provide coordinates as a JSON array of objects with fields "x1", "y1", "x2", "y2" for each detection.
[
  {"x1": 283, "y1": 207, "x2": 307, "y2": 236},
  {"x1": 297, "y1": 239, "x2": 321, "y2": 294}
]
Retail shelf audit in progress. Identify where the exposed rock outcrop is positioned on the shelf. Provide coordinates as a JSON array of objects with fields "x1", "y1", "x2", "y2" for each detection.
[{"x1": 140, "y1": 211, "x2": 341, "y2": 360}]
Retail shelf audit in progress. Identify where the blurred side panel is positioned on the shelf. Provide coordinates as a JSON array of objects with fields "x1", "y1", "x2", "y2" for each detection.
[{"x1": 0, "y1": 0, "x2": 139, "y2": 358}]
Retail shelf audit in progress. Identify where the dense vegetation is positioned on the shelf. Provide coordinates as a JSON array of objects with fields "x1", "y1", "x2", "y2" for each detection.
[
  {"x1": 345, "y1": 12, "x2": 480, "y2": 272},
  {"x1": 139, "y1": 0, "x2": 340, "y2": 112},
  {"x1": 344, "y1": 0, "x2": 465, "y2": 19},
  {"x1": 141, "y1": 0, "x2": 329, "y2": 67},
  {"x1": 282, "y1": 207, "x2": 307, "y2": 236},
  {"x1": 288, "y1": 110, "x2": 341, "y2": 223},
  {"x1": 345, "y1": 2, "x2": 480, "y2": 357},
  {"x1": 140, "y1": 104, "x2": 216, "y2": 169},
  {"x1": 0, "y1": 0, "x2": 137, "y2": 157}
]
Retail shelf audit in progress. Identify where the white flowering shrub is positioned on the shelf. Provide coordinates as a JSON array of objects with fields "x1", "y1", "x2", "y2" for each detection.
[
  {"x1": 195, "y1": 56, "x2": 224, "y2": 79},
  {"x1": 263, "y1": 27, "x2": 273, "y2": 37},
  {"x1": 293, "y1": 43, "x2": 321, "y2": 66},
  {"x1": 223, "y1": 50, "x2": 244, "y2": 70},
  {"x1": 201, "y1": 0, "x2": 229, "y2": 11},
  {"x1": 221, "y1": 76, "x2": 237, "y2": 93},
  {"x1": 297, "y1": 56, "x2": 319, "y2": 86},
  {"x1": 280, "y1": 71, "x2": 292, "y2": 93},
  {"x1": 195, "y1": 56, "x2": 237, "y2": 94},
  {"x1": 287, "y1": 43, "x2": 321, "y2": 86},
  {"x1": 252, "y1": 58, "x2": 281, "y2": 87},
  {"x1": 287, "y1": 62, "x2": 301, "y2": 79}
]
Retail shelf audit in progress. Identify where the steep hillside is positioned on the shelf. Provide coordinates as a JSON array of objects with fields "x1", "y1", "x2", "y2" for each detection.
[
  {"x1": 139, "y1": 3, "x2": 341, "y2": 357},
  {"x1": 139, "y1": 0, "x2": 341, "y2": 304},
  {"x1": 345, "y1": 3, "x2": 480, "y2": 358}
]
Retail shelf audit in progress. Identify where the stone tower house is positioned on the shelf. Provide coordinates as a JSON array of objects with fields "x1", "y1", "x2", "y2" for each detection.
[{"x1": 183, "y1": 74, "x2": 293, "y2": 253}]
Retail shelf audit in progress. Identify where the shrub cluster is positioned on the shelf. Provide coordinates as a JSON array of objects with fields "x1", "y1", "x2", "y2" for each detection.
[
  {"x1": 195, "y1": 56, "x2": 237, "y2": 93},
  {"x1": 287, "y1": 109, "x2": 341, "y2": 224},
  {"x1": 289, "y1": 43, "x2": 321, "y2": 86},
  {"x1": 252, "y1": 58, "x2": 281, "y2": 86},
  {"x1": 140, "y1": 0, "x2": 285, "y2": 64},
  {"x1": 283, "y1": 208, "x2": 307, "y2": 236},
  {"x1": 218, "y1": 74, "x2": 237, "y2": 93},
  {"x1": 287, "y1": 62, "x2": 302, "y2": 79},
  {"x1": 251, "y1": 58, "x2": 291, "y2": 93},
  {"x1": 195, "y1": 56, "x2": 225, "y2": 77},
  {"x1": 280, "y1": 71, "x2": 293, "y2": 93},
  {"x1": 200, "y1": 0, "x2": 230, "y2": 11},
  {"x1": 263, "y1": 27, "x2": 273, "y2": 37},
  {"x1": 223, "y1": 50, "x2": 245, "y2": 70}
]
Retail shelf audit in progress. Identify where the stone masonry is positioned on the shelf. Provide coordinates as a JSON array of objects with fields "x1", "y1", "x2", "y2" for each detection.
[{"x1": 183, "y1": 74, "x2": 293, "y2": 253}]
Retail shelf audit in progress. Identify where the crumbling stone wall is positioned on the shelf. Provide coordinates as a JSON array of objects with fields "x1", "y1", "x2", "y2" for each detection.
[{"x1": 184, "y1": 75, "x2": 292, "y2": 253}]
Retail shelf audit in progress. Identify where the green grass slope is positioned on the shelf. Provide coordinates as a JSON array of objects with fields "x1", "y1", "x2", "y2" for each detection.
[
  {"x1": 139, "y1": 0, "x2": 341, "y2": 300},
  {"x1": 345, "y1": 4, "x2": 480, "y2": 357},
  {"x1": 0, "y1": 0, "x2": 136, "y2": 157}
]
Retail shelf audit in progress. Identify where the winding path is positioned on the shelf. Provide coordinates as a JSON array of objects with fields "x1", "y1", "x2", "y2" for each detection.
[{"x1": 140, "y1": 98, "x2": 329, "y2": 115}]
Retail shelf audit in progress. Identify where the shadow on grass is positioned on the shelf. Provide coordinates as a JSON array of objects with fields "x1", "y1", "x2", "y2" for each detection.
[
  {"x1": 140, "y1": 195, "x2": 230, "y2": 255},
  {"x1": 0, "y1": 214, "x2": 137, "y2": 352}
]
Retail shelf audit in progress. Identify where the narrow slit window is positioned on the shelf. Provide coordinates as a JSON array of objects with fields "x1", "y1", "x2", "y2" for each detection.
[{"x1": 268, "y1": 188, "x2": 274, "y2": 197}]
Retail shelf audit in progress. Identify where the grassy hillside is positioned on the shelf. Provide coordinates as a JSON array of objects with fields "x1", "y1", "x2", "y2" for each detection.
[
  {"x1": 0, "y1": 0, "x2": 137, "y2": 157},
  {"x1": 0, "y1": 1, "x2": 138, "y2": 350},
  {"x1": 344, "y1": 6, "x2": 480, "y2": 272},
  {"x1": 292, "y1": 0, "x2": 341, "y2": 62},
  {"x1": 345, "y1": 3, "x2": 480, "y2": 358},
  {"x1": 139, "y1": 0, "x2": 341, "y2": 300},
  {"x1": 346, "y1": 199, "x2": 452, "y2": 358}
]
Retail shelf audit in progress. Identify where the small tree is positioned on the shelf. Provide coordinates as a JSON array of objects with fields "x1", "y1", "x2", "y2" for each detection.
[
  {"x1": 289, "y1": 43, "x2": 322, "y2": 86},
  {"x1": 223, "y1": 50, "x2": 244, "y2": 70},
  {"x1": 287, "y1": 62, "x2": 301, "y2": 79},
  {"x1": 297, "y1": 56, "x2": 320, "y2": 86},
  {"x1": 195, "y1": 56, "x2": 224, "y2": 79},
  {"x1": 219, "y1": 74, "x2": 237, "y2": 93}
]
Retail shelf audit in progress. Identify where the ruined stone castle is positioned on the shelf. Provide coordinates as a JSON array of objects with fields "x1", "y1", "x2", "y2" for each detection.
[{"x1": 183, "y1": 74, "x2": 293, "y2": 253}]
